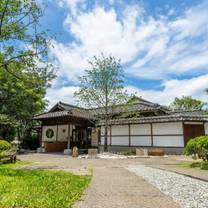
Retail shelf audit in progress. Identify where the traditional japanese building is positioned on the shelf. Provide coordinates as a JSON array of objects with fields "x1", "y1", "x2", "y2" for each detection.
[{"x1": 33, "y1": 98, "x2": 208, "y2": 154}]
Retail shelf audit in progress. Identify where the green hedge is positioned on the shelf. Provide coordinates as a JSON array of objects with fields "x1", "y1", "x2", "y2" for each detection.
[
  {"x1": 0, "y1": 140, "x2": 12, "y2": 151},
  {"x1": 184, "y1": 136, "x2": 208, "y2": 161}
]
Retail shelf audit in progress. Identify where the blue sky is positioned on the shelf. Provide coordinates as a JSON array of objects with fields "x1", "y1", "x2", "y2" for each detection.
[{"x1": 38, "y1": 0, "x2": 208, "y2": 107}]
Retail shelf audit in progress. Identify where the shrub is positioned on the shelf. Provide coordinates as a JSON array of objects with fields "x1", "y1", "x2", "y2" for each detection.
[
  {"x1": 184, "y1": 136, "x2": 208, "y2": 161},
  {"x1": 0, "y1": 140, "x2": 12, "y2": 151},
  {"x1": 200, "y1": 161, "x2": 208, "y2": 170}
]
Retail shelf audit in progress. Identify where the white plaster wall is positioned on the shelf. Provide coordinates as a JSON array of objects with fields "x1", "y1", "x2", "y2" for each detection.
[
  {"x1": 111, "y1": 125, "x2": 128, "y2": 135},
  {"x1": 153, "y1": 122, "x2": 183, "y2": 135},
  {"x1": 130, "y1": 124, "x2": 151, "y2": 135},
  {"x1": 111, "y1": 136, "x2": 129, "y2": 146},
  {"x1": 131, "y1": 136, "x2": 151, "y2": 146},
  {"x1": 42, "y1": 125, "x2": 57, "y2": 142},
  {"x1": 153, "y1": 136, "x2": 184, "y2": 147},
  {"x1": 57, "y1": 125, "x2": 68, "y2": 142},
  {"x1": 205, "y1": 122, "x2": 208, "y2": 135},
  {"x1": 100, "y1": 136, "x2": 110, "y2": 145}
]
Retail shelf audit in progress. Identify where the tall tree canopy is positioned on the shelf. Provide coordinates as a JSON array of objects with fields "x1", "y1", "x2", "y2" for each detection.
[
  {"x1": 75, "y1": 55, "x2": 129, "y2": 151},
  {"x1": 169, "y1": 96, "x2": 205, "y2": 111},
  {"x1": 0, "y1": 0, "x2": 53, "y2": 76},
  {"x1": 0, "y1": 0, "x2": 55, "y2": 142}
]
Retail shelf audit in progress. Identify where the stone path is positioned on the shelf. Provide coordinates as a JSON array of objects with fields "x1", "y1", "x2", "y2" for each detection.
[
  {"x1": 73, "y1": 166, "x2": 180, "y2": 208},
  {"x1": 128, "y1": 165, "x2": 208, "y2": 208}
]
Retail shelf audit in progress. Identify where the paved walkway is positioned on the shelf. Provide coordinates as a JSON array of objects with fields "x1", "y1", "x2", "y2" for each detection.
[{"x1": 74, "y1": 166, "x2": 180, "y2": 208}]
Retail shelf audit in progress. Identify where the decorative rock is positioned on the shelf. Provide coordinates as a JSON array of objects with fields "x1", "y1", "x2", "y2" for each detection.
[
  {"x1": 128, "y1": 165, "x2": 208, "y2": 208},
  {"x1": 64, "y1": 149, "x2": 71, "y2": 155},
  {"x1": 136, "y1": 148, "x2": 148, "y2": 156},
  {"x1": 72, "y1": 147, "x2": 79, "y2": 157},
  {"x1": 88, "y1": 148, "x2": 98, "y2": 158},
  {"x1": 36, "y1": 147, "x2": 45, "y2": 153}
]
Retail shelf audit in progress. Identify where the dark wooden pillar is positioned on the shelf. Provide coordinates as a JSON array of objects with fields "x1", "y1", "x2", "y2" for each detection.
[
  {"x1": 150, "y1": 123, "x2": 153, "y2": 146},
  {"x1": 128, "y1": 124, "x2": 131, "y2": 147}
]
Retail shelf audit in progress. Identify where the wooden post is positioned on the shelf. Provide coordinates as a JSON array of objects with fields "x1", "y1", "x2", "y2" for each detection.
[
  {"x1": 150, "y1": 123, "x2": 153, "y2": 146},
  {"x1": 56, "y1": 125, "x2": 58, "y2": 142},
  {"x1": 67, "y1": 124, "x2": 70, "y2": 149},
  {"x1": 110, "y1": 125, "x2": 112, "y2": 146},
  {"x1": 129, "y1": 124, "x2": 131, "y2": 147}
]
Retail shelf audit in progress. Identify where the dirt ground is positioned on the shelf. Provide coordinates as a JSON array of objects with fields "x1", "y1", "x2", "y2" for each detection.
[{"x1": 17, "y1": 153, "x2": 207, "y2": 208}]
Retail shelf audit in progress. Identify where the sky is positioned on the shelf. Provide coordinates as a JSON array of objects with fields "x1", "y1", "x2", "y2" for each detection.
[{"x1": 38, "y1": 0, "x2": 208, "y2": 108}]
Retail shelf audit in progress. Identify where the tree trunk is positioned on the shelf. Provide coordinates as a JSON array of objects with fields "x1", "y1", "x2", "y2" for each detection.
[{"x1": 104, "y1": 124, "x2": 108, "y2": 152}]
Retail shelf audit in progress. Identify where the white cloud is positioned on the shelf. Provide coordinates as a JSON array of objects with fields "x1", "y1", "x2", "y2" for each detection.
[
  {"x1": 47, "y1": 1, "x2": 208, "y2": 107},
  {"x1": 125, "y1": 74, "x2": 208, "y2": 105},
  {"x1": 50, "y1": 1, "x2": 208, "y2": 82},
  {"x1": 46, "y1": 74, "x2": 208, "y2": 109},
  {"x1": 46, "y1": 85, "x2": 79, "y2": 108}
]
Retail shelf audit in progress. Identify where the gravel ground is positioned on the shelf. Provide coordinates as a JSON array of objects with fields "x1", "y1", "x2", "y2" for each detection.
[{"x1": 128, "y1": 165, "x2": 208, "y2": 208}]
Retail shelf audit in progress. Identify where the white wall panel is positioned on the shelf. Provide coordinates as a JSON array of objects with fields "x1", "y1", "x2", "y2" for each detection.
[
  {"x1": 57, "y1": 125, "x2": 68, "y2": 142},
  {"x1": 153, "y1": 122, "x2": 183, "y2": 135},
  {"x1": 153, "y1": 136, "x2": 184, "y2": 147},
  {"x1": 111, "y1": 125, "x2": 128, "y2": 135},
  {"x1": 100, "y1": 137, "x2": 110, "y2": 145},
  {"x1": 131, "y1": 124, "x2": 151, "y2": 135},
  {"x1": 111, "y1": 136, "x2": 129, "y2": 146},
  {"x1": 131, "y1": 136, "x2": 151, "y2": 146},
  {"x1": 205, "y1": 122, "x2": 208, "y2": 135},
  {"x1": 42, "y1": 126, "x2": 57, "y2": 142}
]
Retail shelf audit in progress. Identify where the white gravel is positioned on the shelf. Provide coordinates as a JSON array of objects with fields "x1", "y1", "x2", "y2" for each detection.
[{"x1": 127, "y1": 165, "x2": 208, "y2": 208}]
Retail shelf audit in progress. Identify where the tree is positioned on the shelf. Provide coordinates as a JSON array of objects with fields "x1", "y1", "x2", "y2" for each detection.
[
  {"x1": 170, "y1": 96, "x2": 205, "y2": 111},
  {"x1": 75, "y1": 55, "x2": 129, "y2": 151},
  {"x1": 0, "y1": 62, "x2": 53, "y2": 142},
  {"x1": 0, "y1": 0, "x2": 54, "y2": 79},
  {"x1": 0, "y1": 0, "x2": 55, "y2": 143}
]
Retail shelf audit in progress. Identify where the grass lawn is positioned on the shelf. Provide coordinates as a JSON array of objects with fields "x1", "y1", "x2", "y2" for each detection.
[
  {"x1": 178, "y1": 161, "x2": 208, "y2": 170},
  {"x1": 0, "y1": 162, "x2": 91, "y2": 208}
]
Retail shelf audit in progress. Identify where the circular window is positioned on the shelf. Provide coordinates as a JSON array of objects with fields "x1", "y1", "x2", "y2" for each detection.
[
  {"x1": 62, "y1": 129, "x2": 66, "y2": 133},
  {"x1": 46, "y1": 129, "x2": 54, "y2": 138}
]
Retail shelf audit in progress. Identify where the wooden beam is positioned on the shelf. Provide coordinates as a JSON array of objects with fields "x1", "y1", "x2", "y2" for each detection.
[
  {"x1": 150, "y1": 123, "x2": 153, "y2": 147},
  {"x1": 56, "y1": 125, "x2": 58, "y2": 142},
  {"x1": 129, "y1": 124, "x2": 131, "y2": 147},
  {"x1": 67, "y1": 124, "x2": 70, "y2": 149},
  {"x1": 110, "y1": 125, "x2": 112, "y2": 146}
]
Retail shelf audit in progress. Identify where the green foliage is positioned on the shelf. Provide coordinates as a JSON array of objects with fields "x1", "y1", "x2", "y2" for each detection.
[
  {"x1": 200, "y1": 161, "x2": 208, "y2": 170},
  {"x1": 0, "y1": 140, "x2": 11, "y2": 151},
  {"x1": 0, "y1": 0, "x2": 55, "y2": 142},
  {"x1": 75, "y1": 55, "x2": 129, "y2": 110},
  {"x1": 0, "y1": 162, "x2": 91, "y2": 208},
  {"x1": 179, "y1": 161, "x2": 208, "y2": 170},
  {"x1": 170, "y1": 96, "x2": 205, "y2": 111},
  {"x1": 184, "y1": 136, "x2": 208, "y2": 161},
  {"x1": 0, "y1": 0, "x2": 55, "y2": 76}
]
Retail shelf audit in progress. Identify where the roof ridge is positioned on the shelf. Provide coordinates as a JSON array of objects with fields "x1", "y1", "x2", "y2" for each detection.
[{"x1": 58, "y1": 101, "x2": 88, "y2": 110}]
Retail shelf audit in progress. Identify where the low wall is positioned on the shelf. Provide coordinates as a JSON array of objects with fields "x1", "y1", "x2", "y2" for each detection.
[
  {"x1": 99, "y1": 145, "x2": 184, "y2": 155},
  {"x1": 44, "y1": 142, "x2": 67, "y2": 152}
]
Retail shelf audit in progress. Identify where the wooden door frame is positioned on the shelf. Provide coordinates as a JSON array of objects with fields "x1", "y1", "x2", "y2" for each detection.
[{"x1": 183, "y1": 122, "x2": 205, "y2": 146}]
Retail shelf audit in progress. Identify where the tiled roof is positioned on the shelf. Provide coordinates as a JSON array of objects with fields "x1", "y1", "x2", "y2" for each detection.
[
  {"x1": 33, "y1": 109, "x2": 93, "y2": 120},
  {"x1": 97, "y1": 114, "x2": 208, "y2": 125},
  {"x1": 33, "y1": 100, "x2": 207, "y2": 121}
]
